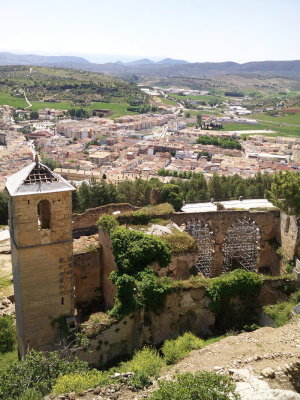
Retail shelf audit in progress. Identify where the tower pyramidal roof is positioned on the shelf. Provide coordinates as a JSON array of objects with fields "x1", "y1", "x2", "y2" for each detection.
[{"x1": 6, "y1": 158, "x2": 75, "y2": 196}]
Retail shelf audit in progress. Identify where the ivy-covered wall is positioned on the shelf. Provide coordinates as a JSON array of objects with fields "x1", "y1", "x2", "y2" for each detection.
[{"x1": 78, "y1": 276, "x2": 296, "y2": 367}]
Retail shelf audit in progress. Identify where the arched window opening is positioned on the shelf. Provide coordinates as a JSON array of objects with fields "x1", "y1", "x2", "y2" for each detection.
[
  {"x1": 186, "y1": 219, "x2": 215, "y2": 277},
  {"x1": 37, "y1": 200, "x2": 51, "y2": 230},
  {"x1": 285, "y1": 217, "x2": 290, "y2": 233},
  {"x1": 222, "y1": 217, "x2": 260, "y2": 273}
]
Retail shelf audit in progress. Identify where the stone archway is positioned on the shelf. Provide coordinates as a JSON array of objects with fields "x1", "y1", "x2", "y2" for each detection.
[
  {"x1": 222, "y1": 217, "x2": 260, "y2": 273},
  {"x1": 186, "y1": 219, "x2": 215, "y2": 277}
]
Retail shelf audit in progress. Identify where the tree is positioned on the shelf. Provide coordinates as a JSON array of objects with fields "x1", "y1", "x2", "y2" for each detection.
[
  {"x1": 0, "y1": 316, "x2": 15, "y2": 354},
  {"x1": 160, "y1": 184, "x2": 184, "y2": 212},
  {"x1": 196, "y1": 113, "x2": 202, "y2": 128},
  {"x1": 29, "y1": 111, "x2": 39, "y2": 120},
  {"x1": 267, "y1": 171, "x2": 300, "y2": 215}
]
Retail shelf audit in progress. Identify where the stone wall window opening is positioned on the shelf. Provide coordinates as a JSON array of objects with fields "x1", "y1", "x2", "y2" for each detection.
[
  {"x1": 37, "y1": 200, "x2": 51, "y2": 230},
  {"x1": 222, "y1": 217, "x2": 261, "y2": 273},
  {"x1": 61, "y1": 297, "x2": 64, "y2": 305},
  {"x1": 285, "y1": 217, "x2": 290, "y2": 233},
  {"x1": 185, "y1": 219, "x2": 215, "y2": 277}
]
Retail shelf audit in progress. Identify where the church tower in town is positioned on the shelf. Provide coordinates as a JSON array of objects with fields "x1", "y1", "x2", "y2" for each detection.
[{"x1": 6, "y1": 157, "x2": 75, "y2": 357}]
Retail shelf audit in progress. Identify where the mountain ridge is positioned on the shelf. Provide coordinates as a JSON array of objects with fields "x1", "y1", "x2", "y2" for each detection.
[{"x1": 1, "y1": 52, "x2": 300, "y2": 79}]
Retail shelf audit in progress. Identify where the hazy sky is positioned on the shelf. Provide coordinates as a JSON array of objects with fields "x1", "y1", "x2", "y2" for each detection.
[{"x1": 1, "y1": 0, "x2": 300, "y2": 63}]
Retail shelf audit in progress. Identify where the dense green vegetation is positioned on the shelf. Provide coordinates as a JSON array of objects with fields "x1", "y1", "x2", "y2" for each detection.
[
  {"x1": 0, "y1": 350, "x2": 89, "y2": 400},
  {"x1": 0, "y1": 316, "x2": 15, "y2": 354},
  {"x1": 98, "y1": 219, "x2": 172, "y2": 319},
  {"x1": 72, "y1": 172, "x2": 273, "y2": 218},
  {"x1": 195, "y1": 135, "x2": 242, "y2": 150}
]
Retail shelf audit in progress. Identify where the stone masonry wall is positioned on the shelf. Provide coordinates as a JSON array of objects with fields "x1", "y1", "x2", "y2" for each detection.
[
  {"x1": 72, "y1": 203, "x2": 139, "y2": 233},
  {"x1": 79, "y1": 286, "x2": 214, "y2": 367},
  {"x1": 280, "y1": 211, "x2": 300, "y2": 261},
  {"x1": 74, "y1": 251, "x2": 101, "y2": 308},
  {"x1": 78, "y1": 278, "x2": 294, "y2": 367},
  {"x1": 170, "y1": 210, "x2": 281, "y2": 276}
]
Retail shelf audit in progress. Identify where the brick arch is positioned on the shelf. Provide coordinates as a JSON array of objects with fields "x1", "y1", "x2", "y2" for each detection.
[
  {"x1": 185, "y1": 219, "x2": 215, "y2": 277},
  {"x1": 222, "y1": 217, "x2": 261, "y2": 273}
]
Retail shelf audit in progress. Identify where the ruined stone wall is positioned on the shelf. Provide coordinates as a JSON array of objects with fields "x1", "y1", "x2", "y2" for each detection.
[
  {"x1": 72, "y1": 203, "x2": 139, "y2": 234},
  {"x1": 73, "y1": 251, "x2": 101, "y2": 307},
  {"x1": 78, "y1": 278, "x2": 295, "y2": 367},
  {"x1": 170, "y1": 210, "x2": 281, "y2": 276},
  {"x1": 280, "y1": 212, "x2": 300, "y2": 261},
  {"x1": 99, "y1": 229, "x2": 116, "y2": 309},
  {"x1": 79, "y1": 286, "x2": 214, "y2": 367},
  {"x1": 154, "y1": 252, "x2": 198, "y2": 280}
]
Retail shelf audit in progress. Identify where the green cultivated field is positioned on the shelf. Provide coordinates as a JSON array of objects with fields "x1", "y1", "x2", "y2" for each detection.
[
  {"x1": 252, "y1": 113, "x2": 300, "y2": 125},
  {"x1": 158, "y1": 97, "x2": 178, "y2": 106},
  {"x1": 0, "y1": 93, "x2": 137, "y2": 118},
  {"x1": 86, "y1": 102, "x2": 137, "y2": 118},
  {"x1": 223, "y1": 121, "x2": 300, "y2": 137},
  {"x1": 30, "y1": 101, "x2": 73, "y2": 112},
  {"x1": 0, "y1": 91, "x2": 28, "y2": 108}
]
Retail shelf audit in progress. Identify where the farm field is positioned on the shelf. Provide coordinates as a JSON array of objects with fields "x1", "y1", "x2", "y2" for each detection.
[
  {"x1": 252, "y1": 112, "x2": 300, "y2": 125},
  {"x1": 86, "y1": 102, "x2": 137, "y2": 118},
  {"x1": 157, "y1": 96, "x2": 178, "y2": 106},
  {"x1": 223, "y1": 121, "x2": 300, "y2": 137},
  {"x1": 0, "y1": 92, "x2": 137, "y2": 118},
  {"x1": 0, "y1": 91, "x2": 28, "y2": 108}
]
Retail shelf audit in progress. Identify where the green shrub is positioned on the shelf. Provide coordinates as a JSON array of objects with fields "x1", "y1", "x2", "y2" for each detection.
[
  {"x1": 159, "y1": 232, "x2": 197, "y2": 254},
  {"x1": 117, "y1": 210, "x2": 152, "y2": 225},
  {"x1": 0, "y1": 316, "x2": 16, "y2": 354},
  {"x1": 109, "y1": 273, "x2": 142, "y2": 319},
  {"x1": 111, "y1": 227, "x2": 171, "y2": 275},
  {"x1": 149, "y1": 371, "x2": 239, "y2": 400},
  {"x1": 206, "y1": 269, "x2": 263, "y2": 330},
  {"x1": 137, "y1": 269, "x2": 171, "y2": 313},
  {"x1": 52, "y1": 370, "x2": 111, "y2": 395},
  {"x1": 119, "y1": 347, "x2": 164, "y2": 378},
  {"x1": 97, "y1": 214, "x2": 119, "y2": 235},
  {"x1": 128, "y1": 371, "x2": 151, "y2": 390},
  {"x1": 206, "y1": 270, "x2": 263, "y2": 314},
  {"x1": 0, "y1": 350, "x2": 89, "y2": 400},
  {"x1": 18, "y1": 388, "x2": 43, "y2": 400},
  {"x1": 162, "y1": 332, "x2": 204, "y2": 365}
]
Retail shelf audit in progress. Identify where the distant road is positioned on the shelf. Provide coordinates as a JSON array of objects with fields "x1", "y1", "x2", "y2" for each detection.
[{"x1": 21, "y1": 90, "x2": 32, "y2": 109}]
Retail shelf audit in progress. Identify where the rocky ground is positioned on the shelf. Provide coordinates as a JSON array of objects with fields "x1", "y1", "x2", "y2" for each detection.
[{"x1": 48, "y1": 317, "x2": 300, "y2": 400}]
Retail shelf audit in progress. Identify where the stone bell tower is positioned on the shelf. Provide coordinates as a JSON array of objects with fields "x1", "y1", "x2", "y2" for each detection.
[{"x1": 6, "y1": 158, "x2": 75, "y2": 357}]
